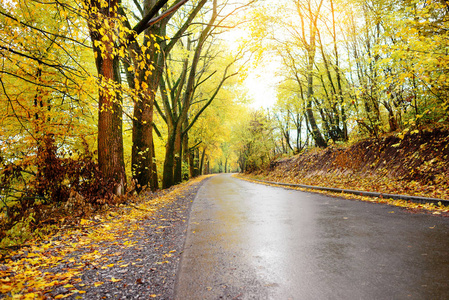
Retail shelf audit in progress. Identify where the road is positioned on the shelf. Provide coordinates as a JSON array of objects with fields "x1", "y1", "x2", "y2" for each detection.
[{"x1": 175, "y1": 174, "x2": 449, "y2": 300}]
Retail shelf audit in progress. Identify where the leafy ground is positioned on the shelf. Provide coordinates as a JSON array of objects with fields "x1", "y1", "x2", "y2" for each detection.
[
  {"x1": 0, "y1": 176, "x2": 210, "y2": 299},
  {"x1": 245, "y1": 127, "x2": 449, "y2": 214}
]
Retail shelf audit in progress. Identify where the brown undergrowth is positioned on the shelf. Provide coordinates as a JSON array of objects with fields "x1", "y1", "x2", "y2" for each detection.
[{"x1": 248, "y1": 127, "x2": 449, "y2": 203}]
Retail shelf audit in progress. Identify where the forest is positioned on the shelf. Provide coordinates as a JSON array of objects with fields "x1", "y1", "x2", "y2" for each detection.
[{"x1": 1, "y1": 0, "x2": 448, "y2": 246}]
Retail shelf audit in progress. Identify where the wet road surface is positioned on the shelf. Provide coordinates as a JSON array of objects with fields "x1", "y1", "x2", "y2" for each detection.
[{"x1": 175, "y1": 174, "x2": 449, "y2": 299}]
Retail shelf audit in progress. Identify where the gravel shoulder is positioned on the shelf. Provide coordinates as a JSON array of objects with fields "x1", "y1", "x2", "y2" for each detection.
[{"x1": 65, "y1": 178, "x2": 207, "y2": 300}]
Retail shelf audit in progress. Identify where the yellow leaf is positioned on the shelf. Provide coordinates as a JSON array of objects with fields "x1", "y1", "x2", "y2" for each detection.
[
  {"x1": 0, "y1": 284, "x2": 12, "y2": 293},
  {"x1": 94, "y1": 282, "x2": 104, "y2": 287},
  {"x1": 23, "y1": 293, "x2": 38, "y2": 300},
  {"x1": 111, "y1": 277, "x2": 122, "y2": 282}
]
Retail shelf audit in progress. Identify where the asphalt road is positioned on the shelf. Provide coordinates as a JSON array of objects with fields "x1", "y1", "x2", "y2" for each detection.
[{"x1": 175, "y1": 174, "x2": 449, "y2": 300}]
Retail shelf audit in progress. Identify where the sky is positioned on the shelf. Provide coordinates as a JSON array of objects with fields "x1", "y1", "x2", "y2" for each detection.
[
  {"x1": 219, "y1": 0, "x2": 284, "y2": 110},
  {"x1": 221, "y1": 29, "x2": 281, "y2": 110},
  {"x1": 245, "y1": 59, "x2": 281, "y2": 109}
]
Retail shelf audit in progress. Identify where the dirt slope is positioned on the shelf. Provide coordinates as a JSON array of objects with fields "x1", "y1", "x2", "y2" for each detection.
[{"x1": 255, "y1": 127, "x2": 449, "y2": 200}]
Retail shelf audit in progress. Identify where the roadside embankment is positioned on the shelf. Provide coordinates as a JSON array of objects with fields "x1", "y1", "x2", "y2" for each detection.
[{"x1": 247, "y1": 127, "x2": 449, "y2": 203}]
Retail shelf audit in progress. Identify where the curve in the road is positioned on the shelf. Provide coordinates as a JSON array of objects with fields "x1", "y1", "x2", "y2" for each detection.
[{"x1": 175, "y1": 174, "x2": 449, "y2": 299}]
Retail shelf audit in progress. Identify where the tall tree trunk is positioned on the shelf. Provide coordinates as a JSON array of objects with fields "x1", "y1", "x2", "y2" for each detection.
[
  {"x1": 162, "y1": 126, "x2": 176, "y2": 189},
  {"x1": 200, "y1": 147, "x2": 207, "y2": 175},
  {"x1": 330, "y1": 0, "x2": 348, "y2": 141},
  {"x1": 182, "y1": 118, "x2": 189, "y2": 180},
  {"x1": 130, "y1": 5, "x2": 161, "y2": 192},
  {"x1": 131, "y1": 91, "x2": 157, "y2": 191},
  {"x1": 189, "y1": 149, "x2": 195, "y2": 178},
  {"x1": 189, "y1": 147, "x2": 200, "y2": 178},
  {"x1": 86, "y1": 0, "x2": 126, "y2": 195},
  {"x1": 297, "y1": 0, "x2": 327, "y2": 148},
  {"x1": 306, "y1": 58, "x2": 327, "y2": 148},
  {"x1": 173, "y1": 128, "x2": 183, "y2": 184}
]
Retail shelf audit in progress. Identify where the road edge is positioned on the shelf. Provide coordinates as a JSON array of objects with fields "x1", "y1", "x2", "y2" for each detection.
[{"x1": 235, "y1": 175, "x2": 449, "y2": 206}]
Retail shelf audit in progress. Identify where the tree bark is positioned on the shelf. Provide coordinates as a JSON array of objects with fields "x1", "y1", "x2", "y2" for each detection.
[
  {"x1": 162, "y1": 126, "x2": 176, "y2": 188},
  {"x1": 304, "y1": 0, "x2": 327, "y2": 148},
  {"x1": 86, "y1": 0, "x2": 126, "y2": 195}
]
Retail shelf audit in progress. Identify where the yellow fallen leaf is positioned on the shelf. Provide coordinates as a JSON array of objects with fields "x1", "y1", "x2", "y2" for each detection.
[
  {"x1": 63, "y1": 284, "x2": 74, "y2": 288},
  {"x1": 94, "y1": 282, "x2": 104, "y2": 287},
  {"x1": 23, "y1": 293, "x2": 37, "y2": 300},
  {"x1": 0, "y1": 284, "x2": 13, "y2": 293},
  {"x1": 119, "y1": 264, "x2": 129, "y2": 268},
  {"x1": 111, "y1": 277, "x2": 122, "y2": 282}
]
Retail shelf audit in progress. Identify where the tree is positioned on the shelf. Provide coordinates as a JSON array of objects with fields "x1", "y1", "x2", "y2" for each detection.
[
  {"x1": 157, "y1": 0, "x2": 251, "y2": 188},
  {"x1": 0, "y1": 0, "x2": 97, "y2": 203},
  {"x1": 81, "y1": 0, "x2": 128, "y2": 195},
  {"x1": 232, "y1": 110, "x2": 276, "y2": 172},
  {"x1": 118, "y1": 0, "x2": 207, "y2": 192},
  {"x1": 273, "y1": 80, "x2": 309, "y2": 154},
  {"x1": 80, "y1": 0, "x2": 196, "y2": 193}
]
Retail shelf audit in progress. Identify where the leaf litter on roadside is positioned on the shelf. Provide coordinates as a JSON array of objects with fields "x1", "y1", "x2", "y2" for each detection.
[{"x1": 0, "y1": 176, "x2": 210, "y2": 299}]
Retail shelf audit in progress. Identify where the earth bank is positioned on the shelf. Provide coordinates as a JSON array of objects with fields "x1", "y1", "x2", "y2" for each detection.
[{"x1": 250, "y1": 128, "x2": 449, "y2": 201}]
